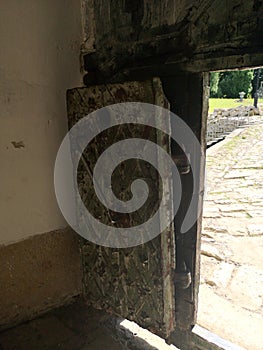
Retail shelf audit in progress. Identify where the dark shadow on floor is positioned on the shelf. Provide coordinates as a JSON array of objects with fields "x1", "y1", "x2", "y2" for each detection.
[{"x1": 0, "y1": 300, "x2": 125, "y2": 350}]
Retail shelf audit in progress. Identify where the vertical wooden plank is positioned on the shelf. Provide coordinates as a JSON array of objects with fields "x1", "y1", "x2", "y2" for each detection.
[
  {"x1": 66, "y1": 79, "x2": 176, "y2": 338},
  {"x1": 153, "y1": 78, "x2": 176, "y2": 334},
  {"x1": 163, "y1": 72, "x2": 209, "y2": 347}
]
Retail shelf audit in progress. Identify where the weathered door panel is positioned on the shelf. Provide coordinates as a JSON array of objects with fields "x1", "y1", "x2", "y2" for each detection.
[{"x1": 66, "y1": 79, "x2": 175, "y2": 338}]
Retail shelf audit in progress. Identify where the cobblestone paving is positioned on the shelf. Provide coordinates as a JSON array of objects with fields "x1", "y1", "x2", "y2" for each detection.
[{"x1": 198, "y1": 121, "x2": 263, "y2": 350}]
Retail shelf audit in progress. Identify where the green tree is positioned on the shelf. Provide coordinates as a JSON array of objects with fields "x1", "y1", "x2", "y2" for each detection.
[
  {"x1": 217, "y1": 70, "x2": 253, "y2": 98},
  {"x1": 210, "y1": 72, "x2": 220, "y2": 97}
]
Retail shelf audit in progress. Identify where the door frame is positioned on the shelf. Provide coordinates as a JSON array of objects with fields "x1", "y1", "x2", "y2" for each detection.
[{"x1": 162, "y1": 72, "x2": 246, "y2": 350}]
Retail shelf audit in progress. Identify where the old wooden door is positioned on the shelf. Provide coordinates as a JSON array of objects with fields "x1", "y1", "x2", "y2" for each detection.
[
  {"x1": 64, "y1": 74, "x2": 244, "y2": 350},
  {"x1": 66, "y1": 78, "x2": 176, "y2": 339}
]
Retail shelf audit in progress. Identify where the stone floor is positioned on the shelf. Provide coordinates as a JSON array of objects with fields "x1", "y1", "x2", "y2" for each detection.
[
  {"x1": 0, "y1": 301, "x2": 125, "y2": 350},
  {"x1": 198, "y1": 121, "x2": 263, "y2": 350},
  {"x1": 0, "y1": 300, "x2": 179, "y2": 350}
]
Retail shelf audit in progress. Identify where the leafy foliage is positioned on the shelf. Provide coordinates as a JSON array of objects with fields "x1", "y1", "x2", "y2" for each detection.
[
  {"x1": 210, "y1": 70, "x2": 254, "y2": 98},
  {"x1": 210, "y1": 72, "x2": 220, "y2": 97}
]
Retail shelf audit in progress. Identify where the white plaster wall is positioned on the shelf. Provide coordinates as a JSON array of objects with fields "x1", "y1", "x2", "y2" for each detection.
[{"x1": 0, "y1": 0, "x2": 83, "y2": 244}]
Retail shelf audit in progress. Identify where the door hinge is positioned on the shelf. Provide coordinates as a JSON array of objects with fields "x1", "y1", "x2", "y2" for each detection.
[{"x1": 174, "y1": 261, "x2": 192, "y2": 289}]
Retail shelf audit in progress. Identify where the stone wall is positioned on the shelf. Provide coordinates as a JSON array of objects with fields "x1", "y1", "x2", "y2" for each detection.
[
  {"x1": 207, "y1": 105, "x2": 262, "y2": 145},
  {"x1": 0, "y1": 0, "x2": 83, "y2": 329}
]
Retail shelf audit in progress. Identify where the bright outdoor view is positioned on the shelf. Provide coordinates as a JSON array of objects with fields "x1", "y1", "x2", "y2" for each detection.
[{"x1": 198, "y1": 68, "x2": 263, "y2": 350}]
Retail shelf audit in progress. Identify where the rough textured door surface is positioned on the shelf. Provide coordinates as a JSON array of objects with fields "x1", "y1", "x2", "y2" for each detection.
[{"x1": 66, "y1": 79, "x2": 176, "y2": 338}]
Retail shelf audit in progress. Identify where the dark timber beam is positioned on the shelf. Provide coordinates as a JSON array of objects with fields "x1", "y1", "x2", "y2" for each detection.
[{"x1": 161, "y1": 73, "x2": 209, "y2": 338}]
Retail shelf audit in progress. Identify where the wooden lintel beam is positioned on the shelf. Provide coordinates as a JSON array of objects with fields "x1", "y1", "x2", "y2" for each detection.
[{"x1": 83, "y1": 50, "x2": 263, "y2": 86}]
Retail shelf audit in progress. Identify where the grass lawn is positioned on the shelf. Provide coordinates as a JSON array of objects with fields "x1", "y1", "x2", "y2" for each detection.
[{"x1": 209, "y1": 98, "x2": 263, "y2": 113}]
